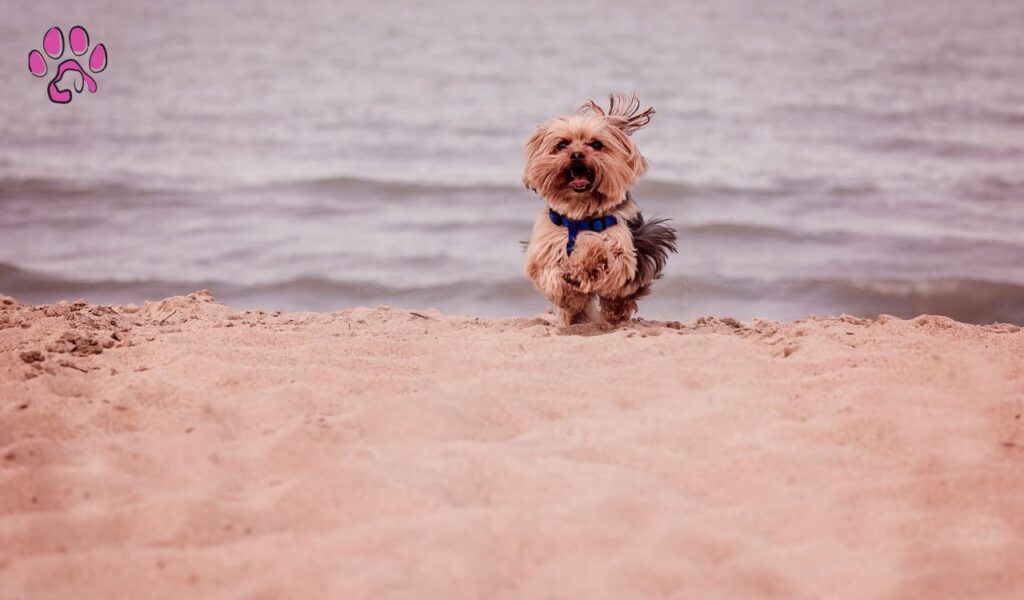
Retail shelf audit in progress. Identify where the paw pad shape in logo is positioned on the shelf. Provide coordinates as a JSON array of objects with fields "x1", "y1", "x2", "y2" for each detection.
[{"x1": 28, "y1": 26, "x2": 107, "y2": 104}]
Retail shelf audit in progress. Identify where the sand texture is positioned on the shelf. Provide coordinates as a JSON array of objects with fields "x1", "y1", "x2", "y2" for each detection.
[{"x1": 1, "y1": 291, "x2": 1023, "y2": 599}]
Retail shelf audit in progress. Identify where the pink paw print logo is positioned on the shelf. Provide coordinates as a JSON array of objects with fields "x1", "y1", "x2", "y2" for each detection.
[{"x1": 27, "y1": 26, "x2": 107, "y2": 104}]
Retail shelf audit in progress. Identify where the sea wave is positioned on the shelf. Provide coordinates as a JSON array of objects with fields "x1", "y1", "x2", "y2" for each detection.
[
  {"x1": 954, "y1": 175, "x2": 1024, "y2": 205},
  {"x1": 863, "y1": 137, "x2": 1024, "y2": 161},
  {"x1": 0, "y1": 172, "x2": 877, "y2": 205},
  {"x1": 772, "y1": 102, "x2": 1024, "y2": 129},
  {"x1": 3, "y1": 262, "x2": 1021, "y2": 324},
  {"x1": 273, "y1": 174, "x2": 894, "y2": 205},
  {"x1": 675, "y1": 275, "x2": 1024, "y2": 325},
  {"x1": 0, "y1": 261, "x2": 519, "y2": 300},
  {"x1": 0, "y1": 177, "x2": 160, "y2": 201}
]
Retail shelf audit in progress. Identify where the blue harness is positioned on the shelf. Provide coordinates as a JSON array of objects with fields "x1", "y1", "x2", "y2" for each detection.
[{"x1": 549, "y1": 208, "x2": 618, "y2": 256}]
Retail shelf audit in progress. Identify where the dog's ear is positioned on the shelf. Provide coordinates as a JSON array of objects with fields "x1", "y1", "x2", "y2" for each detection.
[
  {"x1": 522, "y1": 123, "x2": 549, "y2": 191},
  {"x1": 610, "y1": 125, "x2": 649, "y2": 177},
  {"x1": 607, "y1": 93, "x2": 655, "y2": 134},
  {"x1": 578, "y1": 93, "x2": 654, "y2": 135}
]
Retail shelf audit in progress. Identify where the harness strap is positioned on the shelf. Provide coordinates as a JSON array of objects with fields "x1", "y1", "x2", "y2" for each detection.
[{"x1": 549, "y1": 209, "x2": 618, "y2": 256}]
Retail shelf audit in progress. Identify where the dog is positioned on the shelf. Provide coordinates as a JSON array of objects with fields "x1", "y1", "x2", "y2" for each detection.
[{"x1": 522, "y1": 93, "x2": 677, "y2": 326}]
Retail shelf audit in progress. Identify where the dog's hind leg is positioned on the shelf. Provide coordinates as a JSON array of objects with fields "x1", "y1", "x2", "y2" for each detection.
[
  {"x1": 599, "y1": 213, "x2": 677, "y2": 324},
  {"x1": 599, "y1": 287, "x2": 646, "y2": 325},
  {"x1": 559, "y1": 288, "x2": 596, "y2": 326}
]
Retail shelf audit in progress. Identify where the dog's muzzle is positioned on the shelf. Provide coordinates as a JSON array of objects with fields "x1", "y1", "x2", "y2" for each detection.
[{"x1": 566, "y1": 160, "x2": 594, "y2": 193}]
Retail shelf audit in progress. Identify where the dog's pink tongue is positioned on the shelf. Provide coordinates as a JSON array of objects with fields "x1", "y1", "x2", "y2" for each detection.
[{"x1": 570, "y1": 176, "x2": 590, "y2": 188}]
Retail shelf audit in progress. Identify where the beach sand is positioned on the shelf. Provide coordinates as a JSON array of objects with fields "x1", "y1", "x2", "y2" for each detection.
[{"x1": 1, "y1": 291, "x2": 1022, "y2": 599}]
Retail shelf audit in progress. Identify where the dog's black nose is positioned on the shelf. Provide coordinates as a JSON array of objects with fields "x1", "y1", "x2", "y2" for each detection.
[{"x1": 570, "y1": 151, "x2": 585, "y2": 161}]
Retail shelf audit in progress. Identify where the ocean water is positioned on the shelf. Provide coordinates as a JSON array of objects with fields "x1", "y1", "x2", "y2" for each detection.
[{"x1": 1, "y1": 0, "x2": 1022, "y2": 323}]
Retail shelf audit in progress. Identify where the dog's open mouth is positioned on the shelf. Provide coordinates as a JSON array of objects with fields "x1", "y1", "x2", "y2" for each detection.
[{"x1": 566, "y1": 164, "x2": 594, "y2": 193}]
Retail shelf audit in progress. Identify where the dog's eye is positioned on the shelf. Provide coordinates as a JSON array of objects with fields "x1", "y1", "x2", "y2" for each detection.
[
  {"x1": 588, "y1": 140, "x2": 603, "y2": 150},
  {"x1": 555, "y1": 140, "x2": 569, "y2": 151}
]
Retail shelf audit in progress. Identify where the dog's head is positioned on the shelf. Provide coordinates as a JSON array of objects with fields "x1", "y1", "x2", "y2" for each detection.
[{"x1": 523, "y1": 94, "x2": 654, "y2": 219}]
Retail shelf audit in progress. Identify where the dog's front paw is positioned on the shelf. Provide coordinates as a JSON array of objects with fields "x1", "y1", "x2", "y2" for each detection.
[{"x1": 563, "y1": 244, "x2": 609, "y2": 292}]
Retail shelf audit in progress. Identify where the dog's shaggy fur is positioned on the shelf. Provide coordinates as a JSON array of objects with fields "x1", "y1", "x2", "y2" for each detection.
[{"x1": 522, "y1": 94, "x2": 676, "y2": 326}]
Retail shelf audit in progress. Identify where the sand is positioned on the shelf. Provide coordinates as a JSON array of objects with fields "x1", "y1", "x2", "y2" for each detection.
[{"x1": 1, "y1": 290, "x2": 1022, "y2": 599}]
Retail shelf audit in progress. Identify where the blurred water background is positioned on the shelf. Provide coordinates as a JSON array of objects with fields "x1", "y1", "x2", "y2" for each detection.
[{"x1": 1, "y1": 0, "x2": 1022, "y2": 323}]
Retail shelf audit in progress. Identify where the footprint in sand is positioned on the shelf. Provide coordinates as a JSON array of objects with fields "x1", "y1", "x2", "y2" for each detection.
[{"x1": 27, "y1": 26, "x2": 107, "y2": 104}]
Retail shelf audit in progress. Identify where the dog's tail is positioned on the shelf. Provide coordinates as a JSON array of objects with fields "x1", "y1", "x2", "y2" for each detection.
[{"x1": 627, "y1": 212, "x2": 677, "y2": 291}]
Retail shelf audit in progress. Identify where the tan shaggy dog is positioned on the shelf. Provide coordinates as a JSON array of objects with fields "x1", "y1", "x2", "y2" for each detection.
[{"x1": 523, "y1": 94, "x2": 676, "y2": 326}]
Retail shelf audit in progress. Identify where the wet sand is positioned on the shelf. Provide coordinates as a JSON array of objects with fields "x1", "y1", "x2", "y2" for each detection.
[{"x1": 1, "y1": 291, "x2": 1022, "y2": 599}]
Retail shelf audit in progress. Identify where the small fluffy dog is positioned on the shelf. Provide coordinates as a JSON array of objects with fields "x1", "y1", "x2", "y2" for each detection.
[{"x1": 522, "y1": 94, "x2": 676, "y2": 326}]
